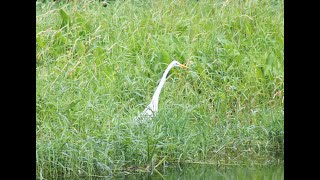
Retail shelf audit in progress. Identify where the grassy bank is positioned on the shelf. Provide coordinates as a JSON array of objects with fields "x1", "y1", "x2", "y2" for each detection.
[{"x1": 36, "y1": 0, "x2": 284, "y2": 178}]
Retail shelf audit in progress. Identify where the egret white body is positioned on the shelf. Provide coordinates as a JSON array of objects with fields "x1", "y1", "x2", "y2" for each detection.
[{"x1": 134, "y1": 60, "x2": 188, "y2": 122}]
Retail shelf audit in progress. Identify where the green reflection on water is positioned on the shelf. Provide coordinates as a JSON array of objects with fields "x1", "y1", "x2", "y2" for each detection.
[{"x1": 114, "y1": 165, "x2": 284, "y2": 180}]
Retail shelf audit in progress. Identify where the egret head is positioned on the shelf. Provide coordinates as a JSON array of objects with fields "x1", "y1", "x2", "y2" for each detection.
[{"x1": 172, "y1": 60, "x2": 188, "y2": 69}]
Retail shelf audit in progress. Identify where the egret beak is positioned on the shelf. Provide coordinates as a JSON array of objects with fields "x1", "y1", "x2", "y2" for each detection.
[{"x1": 179, "y1": 64, "x2": 188, "y2": 69}]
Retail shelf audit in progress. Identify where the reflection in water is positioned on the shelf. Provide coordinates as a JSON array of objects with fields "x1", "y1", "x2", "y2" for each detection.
[{"x1": 113, "y1": 164, "x2": 284, "y2": 180}]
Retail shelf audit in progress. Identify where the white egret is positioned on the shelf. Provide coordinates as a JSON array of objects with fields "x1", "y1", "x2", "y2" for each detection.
[{"x1": 134, "y1": 60, "x2": 188, "y2": 122}]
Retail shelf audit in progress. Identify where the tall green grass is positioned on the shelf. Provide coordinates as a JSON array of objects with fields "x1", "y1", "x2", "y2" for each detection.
[{"x1": 36, "y1": 0, "x2": 283, "y2": 178}]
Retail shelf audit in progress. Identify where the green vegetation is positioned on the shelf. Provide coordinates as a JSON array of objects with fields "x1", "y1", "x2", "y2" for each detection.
[{"x1": 36, "y1": 0, "x2": 284, "y2": 178}]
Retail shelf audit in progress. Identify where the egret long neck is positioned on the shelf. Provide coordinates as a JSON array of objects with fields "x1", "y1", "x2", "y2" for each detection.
[{"x1": 151, "y1": 63, "x2": 175, "y2": 102}]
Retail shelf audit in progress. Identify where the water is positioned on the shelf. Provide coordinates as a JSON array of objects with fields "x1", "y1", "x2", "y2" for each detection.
[
  {"x1": 113, "y1": 164, "x2": 284, "y2": 179},
  {"x1": 55, "y1": 164, "x2": 283, "y2": 179}
]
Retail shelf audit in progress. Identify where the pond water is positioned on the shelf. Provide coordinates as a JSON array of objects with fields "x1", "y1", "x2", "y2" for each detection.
[{"x1": 113, "y1": 164, "x2": 284, "y2": 179}]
